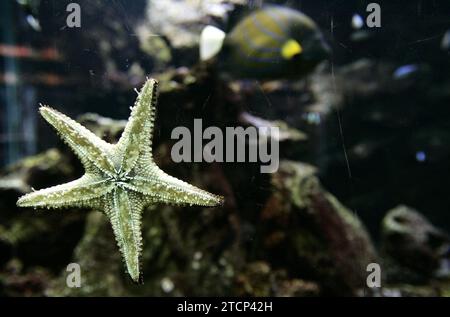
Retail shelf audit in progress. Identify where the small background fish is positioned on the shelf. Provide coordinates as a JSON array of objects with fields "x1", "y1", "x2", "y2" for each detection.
[{"x1": 200, "y1": 5, "x2": 330, "y2": 79}]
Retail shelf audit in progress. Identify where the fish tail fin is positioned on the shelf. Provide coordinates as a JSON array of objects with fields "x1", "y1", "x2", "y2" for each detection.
[{"x1": 200, "y1": 25, "x2": 226, "y2": 61}]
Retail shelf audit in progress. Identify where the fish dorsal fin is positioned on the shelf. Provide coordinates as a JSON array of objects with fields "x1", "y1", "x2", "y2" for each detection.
[{"x1": 200, "y1": 25, "x2": 226, "y2": 61}]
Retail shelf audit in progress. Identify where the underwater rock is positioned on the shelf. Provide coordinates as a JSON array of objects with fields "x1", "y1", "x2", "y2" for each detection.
[
  {"x1": 238, "y1": 112, "x2": 308, "y2": 142},
  {"x1": 0, "y1": 148, "x2": 74, "y2": 191},
  {"x1": 338, "y1": 59, "x2": 395, "y2": 98},
  {"x1": 0, "y1": 177, "x2": 30, "y2": 208},
  {"x1": 274, "y1": 278, "x2": 320, "y2": 297},
  {"x1": 77, "y1": 113, "x2": 127, "y2": 144},
  {"x1": 263, "y1": 160, "x2": 378, "y2": 295},
  {"x1": 0, "y1": 148, "x2": 85, "y2": 293},
  {"x1": 307, "y1": 58, "x2": 427, "y2": 118},
  {"x1": 234, "y1": 261, "x2": 320, "y2": 297},
  {"x1": 136, "y1": 32, "x2": 173, "y2": 72},
  {"x1": 0, "y1": 149, "x2": 78, "y2": 246},
  {"x1": 46, "y1": 211, "x2": 125, "y2": 296},
  {"x1": 0, "y1": 258, "x2": 52, "y2": 297},
  {"x1": 234, "y1": 261, "x2": 272, "y2": 296},
  {"x1": 381, "y1": 205, "x2": 450, "y2": 284},
  {"x1": 138, "y1": 0, "x2": 244, "y2": 66}
]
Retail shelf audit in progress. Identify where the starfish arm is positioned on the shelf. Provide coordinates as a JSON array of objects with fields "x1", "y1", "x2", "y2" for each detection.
[
  {"x1": 104, "y1": 188, "x2": 144, "y2": 283},
  {"x1": 131, "y1": 169, "x2": 224, "y2": 207},
  {"x1": 39, "y1": 106, "x2": 116, "y2": 176},
  {"x1": 16, "y1": 175, "x2": 114, "y2": 209},
  {"x1": 115, "y1": 78, "x2": 158, "y2": 174}
]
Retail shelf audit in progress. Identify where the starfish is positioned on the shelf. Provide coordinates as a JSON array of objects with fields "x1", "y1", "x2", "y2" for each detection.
[{"x1": 17, "y1": 78, "x2": 224, "y2": 283}]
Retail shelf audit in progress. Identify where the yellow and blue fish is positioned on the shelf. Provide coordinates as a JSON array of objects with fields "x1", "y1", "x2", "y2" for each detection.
[{"x1": 200, "y1": 5, "x2": 330, "y2": 79}]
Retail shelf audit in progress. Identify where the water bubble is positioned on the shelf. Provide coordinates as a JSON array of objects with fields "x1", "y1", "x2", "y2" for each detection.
[
  {"x1": 303, "y1": 112, "x2": 321, "y2": 125},
  {"x1": 193, "y1": 251, "x2": 203, "y2": 261},
  {"x1": 160, "y1": 277, "x2": 174, "y2": 293},
  {"x1": 191, "y1": 261, "x2": 200, "y2": 270},
  {"x1": 415, "y1": 151, "x2": 426, "y2": 162},
  {"x1": 441, "y1": 30, "x2": 450, "y2": 51},
  {"x1": 393, "y1": 64, "x2": 419, "y2": 80},
  {"x1": 351, "y1": 14, "x2": 364, "y2": 29}
]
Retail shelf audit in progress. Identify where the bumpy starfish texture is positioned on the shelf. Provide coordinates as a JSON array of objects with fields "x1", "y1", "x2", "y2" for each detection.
[{"x1": 17, "y1": 78, "x2": 224, "y2": 283}]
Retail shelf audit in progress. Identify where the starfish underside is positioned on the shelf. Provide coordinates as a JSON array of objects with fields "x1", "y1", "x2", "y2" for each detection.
[{"x1": 17, "y1": 78, "x2": 224, "y2": 283}]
